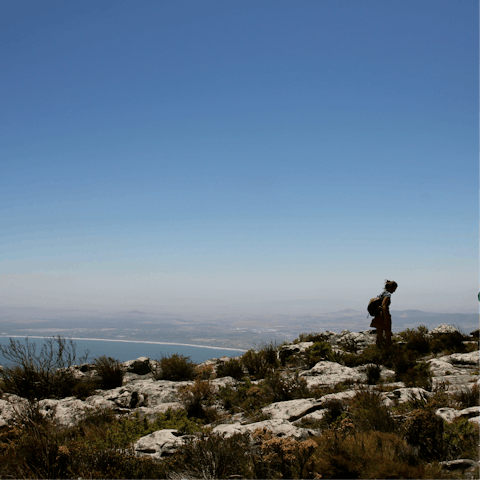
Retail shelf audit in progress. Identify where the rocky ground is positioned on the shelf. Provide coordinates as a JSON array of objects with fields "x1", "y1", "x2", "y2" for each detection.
[{"x1": 0, "y1": 324, "x2": 478, "y2": 479}]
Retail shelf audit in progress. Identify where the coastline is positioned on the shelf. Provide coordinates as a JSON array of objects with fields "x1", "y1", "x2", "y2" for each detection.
[{"x1": 0, "y1": 335, "x2": 247, "y2": 353}]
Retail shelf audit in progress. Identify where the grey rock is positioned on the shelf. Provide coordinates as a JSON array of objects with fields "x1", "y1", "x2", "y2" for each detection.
[
  {"x1": 262, "y1": 398, "x2": 322, "y2": 422},
  {"x1": 122, "y1": 357, "x2": 153, "y2": 375},
  {"x1": 429, "y1": 324, "x2": 461, "y2": 336},
  {"x1": 381, "y1": 387, "x2": 431, "y2": 407},
  {"x1": 39, "y1": 397, "x2": 94, "y2": 427},
  {"x1": 300, "y1": 361, "x2": 366, "y2": 387},
  {"x1": 0, "y1": 395, "x2": 28, "y2": 427},
  {"x1": 318, "y1": 389, "x2": 357, "y2": 405},
  {"x1": 212, "y1": 419, "x2": 314, "y2": 441},
  {"x1": 134, "y1": 429, "x2": 191, "y2": 459},
  {"x1": 440, "y1": 459, "x2": 478, "y2": 471}
]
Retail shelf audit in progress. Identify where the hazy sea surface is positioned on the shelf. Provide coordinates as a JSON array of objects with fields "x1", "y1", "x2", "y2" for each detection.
[{"x1": 0, "y1": 336, "x2": 245, "y2": 367}]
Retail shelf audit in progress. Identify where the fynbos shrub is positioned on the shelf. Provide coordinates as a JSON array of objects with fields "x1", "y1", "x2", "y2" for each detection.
[
  {"x1": 156, "y1": 354, "x2": 196, "y2": 381},
  {"x1": 93, "y1": 356, "x2": 124, "y2": 389}
]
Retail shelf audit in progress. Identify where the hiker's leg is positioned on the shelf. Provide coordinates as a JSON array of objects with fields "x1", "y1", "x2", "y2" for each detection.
[
  {"x1": 376, "y1": 326, "x2": 384, "y2": 347},
  {"x1": 385, "y1": 318, "x2": 392, "y2": 345}
]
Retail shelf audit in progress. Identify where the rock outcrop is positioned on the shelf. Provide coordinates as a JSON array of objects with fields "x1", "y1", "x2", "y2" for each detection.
[{"x1": 0, "y1": 324, "x2": 478, "y2": 472}]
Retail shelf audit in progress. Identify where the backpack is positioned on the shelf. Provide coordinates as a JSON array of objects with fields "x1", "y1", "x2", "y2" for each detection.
[{"x1": 367, "y1": 292, "x2": 386, "y2": 317}]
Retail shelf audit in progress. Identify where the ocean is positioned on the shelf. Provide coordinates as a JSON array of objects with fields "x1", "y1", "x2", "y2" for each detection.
[{"x1": 0, "y1": 336, "x2": 245, "y2": 367}]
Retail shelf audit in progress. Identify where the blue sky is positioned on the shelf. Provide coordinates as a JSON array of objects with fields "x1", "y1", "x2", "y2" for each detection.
[{"x1": 0, "y1": 0, "x2": 477, "y2": 312}]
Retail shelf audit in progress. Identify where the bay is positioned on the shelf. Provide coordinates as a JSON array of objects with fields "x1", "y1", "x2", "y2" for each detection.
[{"x1": 0, "y1": 336, "x2": 245, "y2": 367}]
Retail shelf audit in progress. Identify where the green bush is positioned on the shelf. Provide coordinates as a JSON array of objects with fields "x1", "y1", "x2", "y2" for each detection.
[
  {"x1": 341, "y1": 344, "x2": 386, "y2": 368},
  {"x1": 453, "y1": 383, "x2": 480, "y2": 408},
  {"x1": 394, "y1": 351, "x2": 432, "y2": 390},
  {"x1": 262, "y1": 371, "x2": 310, "y2": 403},
  {"x1": 155, "y1": 353, "x2": 196, "y2": 381},
  {"x1": 443, "y1": 417, "x2": 479, "y2": 461},
  {"x1": 365, "y1": 363, "x2": 382, "y2": 384},
  {"x1": 167, "y1": 432, "x2": 253, "y2": 479},
  {"x1": 347, "y1": 389, "x2": 396, "y2": 433},
  {"x1": 177, "y1": 380, "x2": 218, "y2": 422},
  {"x1": 93, "y1": 356, "x2": 124, "y2": 389},
  {"x1": 399, "y1": 326, "x2": 431, "y2": 355},
  {"x1": 403, "y1": 407, "x2": 444, "y2": 461},
  {"x1": 430, "y1": 331, "x2": 467, "y2": 354},
  {"x1": 0, "y1": 402, "x2": 167, "y2": 479},
  {"x1": 216, "y1": 357, "x2": 245, "y2": 380},
  {"x1": 0, "y1": 336, "x2": 88, "y2": 400},
  {"x1": 241, "y1": 343, "x2": 279, "y2": 379},
  {"x1": 312, "y1": 430, "x2": 441, "y2": 479},
  {"x1": 294, "y1": 332, "x2": 328, "y2": 343},
  {"x1": 305, "y1": 341, "x2": 334, "y2": 368},
  {"x1": 321, "y1": 397, "x2": 347, "y2": 426}
]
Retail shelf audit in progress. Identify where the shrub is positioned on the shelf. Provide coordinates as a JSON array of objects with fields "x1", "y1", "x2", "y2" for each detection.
[
  {"x1": 0, "y1": 336, "x2": 88, "y2": 400},
  {"x1": 168, "y1": 432, "x2": 253, "y2": 479},
  {"x1": 71, "y1": 379, "x2": 98, "y2": 400},
  {"x1": 0, "y1": 401, "x2": 167, "y2": 480},
  {"x1": 394, "y1": 351, "x2": 432, "y2": 390},
  {"x1": 321, "y1": 397, "x2": 347, "y2": 426},
  {"x1": 262, "y1": 371, "x2": 310, "y2": 403},
  {"x1": 155, "y1": 353, "x2": 196, "y2": 381},
  {"x1": 93, "y1": 356, "x2": 124, "y2": 389},
  {"x1": 304, "y1": 341, "x2": 334, "y2": 368},
  {"x1": 338, "y1": 336, "x2": 359, "y2": 354},
  {"x1": 399, "y1": 325, "x2": 431, "y2": 355},
  {"x1": 403, "y1": 407, "x2": 444, "y2": 461},
  {"x1": 177, "y1": 379, "x2": 217, "y2": 422},
  {"x1": 312, "y1": 430, "x2": 441, "y2": 479},
  {"x1": 365, "y1": 363, "x2": 382, "y2": 384},
  {"x1": 217, "y1": 379, "x2": 270, "y2": 415},
  {"x1": 453, "y1": 383, "x2": 480, "y2": 408},
  {"x1": 294, "y1": 332, "x2": 328, "y2": 343},
  {"x1": 347, "y1": 389, "x2": 396, "y2": 433},
  {"x1": 241, "y1": 343, "x2": 279, "y2": 379},
  {"x1": 252, "y1": 428, "x2": 318, "y2": 479},
  {"x1": 443, "y1": 417, "x2": 479, "y2": 461},
  {"x1": 216, "y1": 357, "x2": 245, "y2": 380},
  {"x1": 430, "y1": 331, "x2": 467, "y2": 354},
  {"x1": 341, "y1": 344, "x2": 385, "y2": 368},
  {"x1": 195, "y1": 364, "x2": 214, "y2": 380}
]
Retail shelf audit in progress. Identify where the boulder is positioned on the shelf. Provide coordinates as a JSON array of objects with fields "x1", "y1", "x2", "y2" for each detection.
[
  {"x1": 134, "y1": 429, "x2": 192, "y2": 459},
  {"x1": 429, "y1": 324, "x2": 461, "y2": 336},
  {"x1": 39, "y1": 397, "x2": 93, "y2": 427},
  {"x1": 381, "y1": 387, "x2": 431, "y2": 407},
  {"x1": 0, "y1": 395, "x2": 28, "y2": 427},
  {"x1": 300, "y1": 361, "x2": 366, "y2": 387},
  {"x1": 122, "y1": 357, "x2": 153, "y2": 375}
]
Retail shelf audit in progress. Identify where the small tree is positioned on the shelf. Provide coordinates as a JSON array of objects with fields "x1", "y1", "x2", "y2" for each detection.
[{"x1": 0, "y1": 336, "x2": 88, "y2": 399}]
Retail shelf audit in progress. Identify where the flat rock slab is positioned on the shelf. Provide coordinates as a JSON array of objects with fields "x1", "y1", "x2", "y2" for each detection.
[
  {"x1": 39, "y1": 397, "x2": 94, "y2": 427},
  {"x1": 436, "y1": 406, "x2": 480, "y2": 423},
  {"x1": 262, "y1": 398, "x2": 322, "y2": 422},
  {"x1": 212, "y1": 419, "x2": 314, "y2": 441},
  {"x1": 381, "y1": 387, "x2": 431, "y2": 407},
  {"x1": 300, "y1": 361, "x2": 366, "y2": 387}
]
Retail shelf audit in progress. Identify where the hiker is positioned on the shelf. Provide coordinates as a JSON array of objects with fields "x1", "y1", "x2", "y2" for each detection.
[{"x1": 371, "y1": 280, "x2": 398, "y2": 346}]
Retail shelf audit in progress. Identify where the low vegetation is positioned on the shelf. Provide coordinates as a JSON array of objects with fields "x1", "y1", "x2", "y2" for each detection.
[
  {"x1": 0, "y1": 326, "x2": 478, "y2": 478},
  {"x1": 155, "y1": 353, "x2": 197, "y2": 381}
]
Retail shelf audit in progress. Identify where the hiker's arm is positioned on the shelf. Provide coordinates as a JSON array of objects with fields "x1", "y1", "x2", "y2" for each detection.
[{"x1": 382, "y1": 296, "x2": 391, "y2": 321}]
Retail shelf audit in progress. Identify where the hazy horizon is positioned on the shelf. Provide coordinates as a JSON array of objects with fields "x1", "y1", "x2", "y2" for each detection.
[{"x1": 1, "y1": 1, "x2": 477, "y2": 318}]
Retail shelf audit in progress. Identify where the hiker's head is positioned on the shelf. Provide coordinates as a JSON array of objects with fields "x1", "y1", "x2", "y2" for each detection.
[{"x1": 385, "y1": 280, "x2": 398, "y2": 293}]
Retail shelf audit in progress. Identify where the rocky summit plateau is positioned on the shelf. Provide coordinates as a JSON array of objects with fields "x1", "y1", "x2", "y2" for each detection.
[{"x1": 0, "y1": 324, "x2": 478, "y2": 479}]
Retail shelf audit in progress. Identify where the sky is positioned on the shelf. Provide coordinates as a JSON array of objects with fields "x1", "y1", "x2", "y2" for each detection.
[{"x1": 0, "y1": 0, "x2": 478, "y2": 314}]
